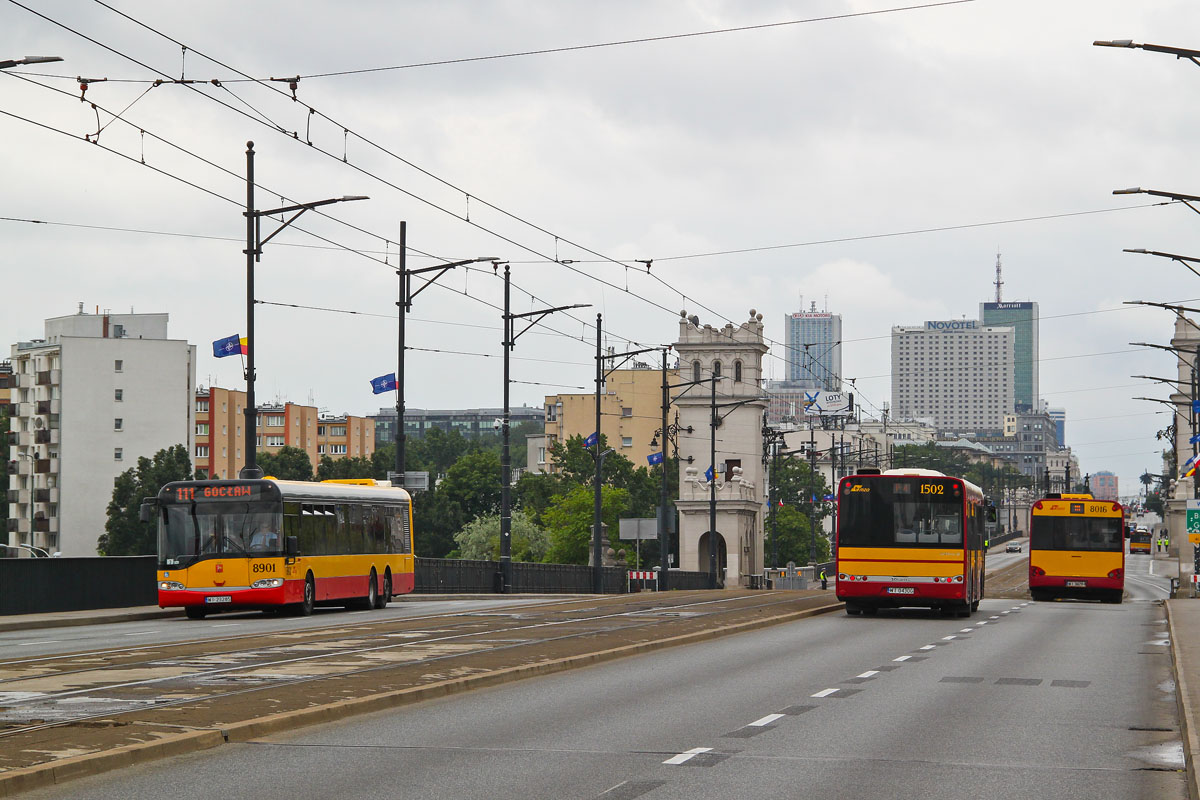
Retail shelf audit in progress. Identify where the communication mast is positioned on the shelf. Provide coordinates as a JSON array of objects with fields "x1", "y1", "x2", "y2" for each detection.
[{"x1": 994, "y1": 250, "x2": 1004, "y2": 303}]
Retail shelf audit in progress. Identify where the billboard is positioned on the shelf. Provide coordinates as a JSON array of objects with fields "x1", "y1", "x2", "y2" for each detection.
[{"x1": 803, "y1": 391, "x2": 854, "y2": 417}]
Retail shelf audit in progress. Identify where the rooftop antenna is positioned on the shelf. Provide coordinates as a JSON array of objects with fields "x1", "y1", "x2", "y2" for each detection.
[{"x1": 994, "y1": 250, "x2": 1004, "y2": 303}]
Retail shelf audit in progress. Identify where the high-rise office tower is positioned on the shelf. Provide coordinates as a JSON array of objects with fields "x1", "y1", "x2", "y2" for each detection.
[{"x1": 784, "y1": 304, "x2": 842, "y2": 391}]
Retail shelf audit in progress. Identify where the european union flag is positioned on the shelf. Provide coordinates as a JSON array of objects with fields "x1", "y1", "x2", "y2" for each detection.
[
  {"x1": 705, "y1": 465, "x2": 718, "y2": 482},
  {"x1": 584, "y1": 432, "x2": 598, "y2": 448},
  {"x1": 1191, "y1": 432, "x2": 1200, "y2": 445},
  {"x1": 212, "y1": 333, "x2": 244, "y2": 358},
  {"x1": 370, "y1": 373, "x2": 397, "y2": 394},
  {"x1": 647, "y1": 452, "x2": 664, "y2": 466}
]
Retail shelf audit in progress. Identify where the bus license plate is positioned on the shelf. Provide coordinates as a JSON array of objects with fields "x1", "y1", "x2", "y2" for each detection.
[
  {"x1": 1066, "y1": 580, "x2": 1086, "y2": 588},
  {"x1": 205, "y1": 595, "x2": 232, "y2": 604},
  {"x1": 887, "y1": 587, "x2": 915, "y2": 595}
]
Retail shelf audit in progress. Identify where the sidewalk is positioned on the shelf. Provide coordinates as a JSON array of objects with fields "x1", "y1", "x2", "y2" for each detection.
[
  {"x1": 0, "y1": 605, "x2": 179, "y2": 633},
  {"x1": 1168, "y1": 598, "x2": 1200, "y2": 800}
]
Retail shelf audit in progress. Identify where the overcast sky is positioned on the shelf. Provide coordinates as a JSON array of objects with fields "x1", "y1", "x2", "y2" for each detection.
[{"x1": 5, "y1": 0, "x2": 1200, "y2": 494}]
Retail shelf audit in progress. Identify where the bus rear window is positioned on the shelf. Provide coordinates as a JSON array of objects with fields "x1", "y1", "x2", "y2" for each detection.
[{"x1": 839, "y1": 479, "x2": 964, "y2": 548}]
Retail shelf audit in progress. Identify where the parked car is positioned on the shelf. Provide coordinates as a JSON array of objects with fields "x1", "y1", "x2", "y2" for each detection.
[{"x1": 1005, "y1": 543, "x2": 1022, "y2": 553}]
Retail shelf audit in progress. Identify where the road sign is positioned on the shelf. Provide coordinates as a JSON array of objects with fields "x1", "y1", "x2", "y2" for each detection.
[{"x1": 1188, "y1": 500, "x2": 1200, "y2": 534}]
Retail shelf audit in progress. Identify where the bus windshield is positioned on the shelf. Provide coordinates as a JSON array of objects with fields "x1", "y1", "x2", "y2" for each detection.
[
  {"x1": 1031, "y1": 516, "x2": 1123, "y2": 552},
  {"x1": 840, "y1": 479, "x2": 964, "y2": 548},
  {"x1": 158, "y1": 501, "x2": 284, "y2": 568}
]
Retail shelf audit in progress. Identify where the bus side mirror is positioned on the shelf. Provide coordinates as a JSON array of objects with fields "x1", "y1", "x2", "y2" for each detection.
[
  {"x1": 285, "y1": 536, "x2": 299, "y2": 557},
  {"x1": 139, "y1": 499, "x2": 156, "y2": 524}
]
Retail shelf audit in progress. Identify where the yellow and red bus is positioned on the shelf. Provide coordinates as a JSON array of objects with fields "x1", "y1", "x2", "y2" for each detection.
[
  {"x1": 836, "y1": 468, "x2": 988, "y2": 617},
  {"x1": 1029, "y1": 493, "x2": 1123, "y2": 604},
  {"x1": 146, "y1": 478, "x2": 414, "y2": 619},
  {"x1": 1128, "y1": 527, "x2": 1152, "y2": 555}
]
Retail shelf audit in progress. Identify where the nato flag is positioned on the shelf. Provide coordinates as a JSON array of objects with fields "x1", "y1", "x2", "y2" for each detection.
[
  {"x1": 584, "y1": 431, "x2": 599, "y2": 448},
  {"x1": 705, "y1": 465, "x2": 715, "y2": 482},
  {"x1": 212, "y1": 333, "x2": 241, "y2": 358},
  {"x1": 647, "y1": 452, "x2": 664, "y2": 466},
  {"x1": 370, "y1": 373, "x2": 398, "y2": 394}
]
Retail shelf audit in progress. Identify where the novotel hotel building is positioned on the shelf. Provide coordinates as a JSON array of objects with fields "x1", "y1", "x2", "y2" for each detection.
[{"x1": 891, "y1": 319, "x2": 1015, "y2": 434}]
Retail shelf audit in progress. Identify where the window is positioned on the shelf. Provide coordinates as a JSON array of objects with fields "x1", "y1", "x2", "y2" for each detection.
[
  {"x1": 621, "y1": 436, "x2": 633, "y2": 448},
  {"x1": 329, "y1": 444, "x2": 347, "y2": 455},
  {"x1": 196, "y1": 423, "x2": 209, "y2": 436},
  {"x1": 546, "y1": 404, "x2": 558, "y2": 422},
  {"x1": 264, "y1": 414, "x2": 285, "y2": 427},
  {"x1": 621, "y1": 407, "x2": 632, "y2": 418},
  {"x1": 114, "y1": 448, "x2": 123, "y2": 461},
  {"x1": 195, "y1": 445, "x2": 209, "y2": 458},
  {"x1": 114, "y1": 418, "x2": 123, "y2": 431},
  {"x1": 317, "y1": 426, "x2": 326, "y2": 436},
  {"x1": 734, "y1": 360, "x2": 743, "y2": 383},
  {"x1": 329, "y1": 426, "x2": 346, "y2": 437},
  {"x1": 537, "y1": 446, "x2": 546, "y2": 464},
  {"x1": 317, "y1": 445, "x2": 326, "y2": 455},
  {"x1": 692, "y1": 361, "x2": 701, "y2": 383},
  {"x1": 266, "y1": 436, "x2": 285, "y2": 447},
  {"x1": 196, "y1": 399, "x2": 209, "y2": 412},
  {"x1": 114, "y1": 389, "x2": 123, "y2": 402},
  {"x1": 713, "y1": 361, "x2": 722, "y2": 378},
  {"x1": 114, "y1": 360, "x2": 123, "y2": 372}
]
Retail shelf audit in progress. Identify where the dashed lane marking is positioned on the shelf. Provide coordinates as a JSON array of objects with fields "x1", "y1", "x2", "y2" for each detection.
[
  {"x1": 811, "y1": 688, "x2": 840, "y2": 698},
  {"x1": 893, "y1": 655, "x2": 913, "y2": 662},
  {"x1": 749, "y1": 713, "x2": 785, "y2": 727},
  {"x1": 959, "y1": 628, "x2": 974, "y2": 633},
  {"x1": 919, "y1": 645, "x2": 937, "y2": 650},
  {"x1": 856, "y1": 670, "x2": 880, "y2": 679},
  {"x1": 942, "y1": 636, "x2": 957, "y2": 641},
  {"x1": 663, "y1": 747, "x2": 711, "y2": 765}
]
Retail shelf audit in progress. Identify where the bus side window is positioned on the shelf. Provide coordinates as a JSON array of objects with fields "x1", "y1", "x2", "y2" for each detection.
[
  {"x1": 366, "y1": 506, "x2": 387, "y2": 552},
  {"x1": 348, "y1": 504, "x2": 365, "y2": 552}
]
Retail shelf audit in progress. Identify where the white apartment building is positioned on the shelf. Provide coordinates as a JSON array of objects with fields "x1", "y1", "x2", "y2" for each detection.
[
  {"x1": 891, "y1": 319, "x2": 1015, "y2": 435},
  {"x1": 7, "y1": 309, "x2": 195, "y2": 556}
]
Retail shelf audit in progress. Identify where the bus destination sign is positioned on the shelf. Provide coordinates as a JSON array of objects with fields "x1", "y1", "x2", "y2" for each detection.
[{"x1": 166, "y1": 483, "x2": 264, "y2": 503}]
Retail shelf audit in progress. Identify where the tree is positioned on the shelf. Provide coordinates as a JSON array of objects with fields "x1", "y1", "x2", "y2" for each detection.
[
  {"x1": 439, "y1": 450, "x2": 502, "y2": 522},
  {"x1": 256, "y1": 446, "x2": 313, "y2": 481},
  {"x1": 768, "y1": 503, "x2": 831, "y2": 565},
  {"x1": 412, "y1": 490, "x2": 464, "y2": 559},
  {"x1": 100, "y1": 444, "x2": 192, "y2": 555},
  {"x1": 542, "y1": 484, "x2": 630, "y2": 565},
  {"x1": 316, "y1": 455, "x2": 375, "y2": 481},
  {"x1": 453, "y1": 510, "x2": 549, "y2": 562},
  {"x1": 408, "y1": 427, "x2": 471, "y2": 478}
]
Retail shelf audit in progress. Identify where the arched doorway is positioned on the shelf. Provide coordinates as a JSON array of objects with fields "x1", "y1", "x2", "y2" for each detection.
[{"x1": 698, "y1": 530, "x2": 728, "y2": 583}]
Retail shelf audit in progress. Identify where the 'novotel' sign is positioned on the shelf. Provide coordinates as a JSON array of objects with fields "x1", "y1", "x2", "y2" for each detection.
[{"x1": 925, "y1": 320, "x2": 978, "y2": 331}]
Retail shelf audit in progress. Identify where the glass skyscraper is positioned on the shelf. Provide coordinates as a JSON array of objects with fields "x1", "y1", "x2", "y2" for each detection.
[
  {"x1": 981, "y1": 301, "x2": 1039, "y2": 412},
  {"x1": 784, "y1": 310, "x2": 842, "y2": 390}
]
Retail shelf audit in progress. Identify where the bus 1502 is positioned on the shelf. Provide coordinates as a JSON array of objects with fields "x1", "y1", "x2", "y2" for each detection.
[
  {"x1": 836, "y1": 468, "x2": 990, "y2": 617},
  {"x1": 143, "y1": 478, "x2": 415, "y2": 619},
  {"x1": 1029, "y1": 493, "x2": 1124, "y2": 604}
]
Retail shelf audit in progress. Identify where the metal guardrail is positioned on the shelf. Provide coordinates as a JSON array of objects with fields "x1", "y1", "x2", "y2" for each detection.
[{"x1": 0, "y1": 556, "x2": 157, "y2": 615}]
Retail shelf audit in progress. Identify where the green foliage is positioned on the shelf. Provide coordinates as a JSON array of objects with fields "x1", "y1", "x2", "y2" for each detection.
[
  {"x1": 412, "y1": 491, "x2": 464, "y2": 559},
  {"x1": 542, "y1": 484, "x2": 629, "y2": 565},
  {"x1": 316, "y1": 455, "x2": 375, "y2": 481},
  {"x1": 440, "y1": 450, "x2": 502, "y2": 521},
  {"x1": 453, "y1": 510, "x2": 549, "y2": 562},
  {"x1": 100, "y1": 444, "x2": 192, "y2": 556},
  {"x1": 408, "y1": 427, "x2": 472, "y2": 477},
  {"x1": 771, "y1": 456, "x2": 834, "y2": 526},
  {"x1": 256, "y1": 446, "x2": 314, "y2": 481},
  {"x1": 891, "y1": 442, "x2": 1030, "y2": 500},
  {"x1": 766, "y1": 504, "x2": 831, "y2": 567}
]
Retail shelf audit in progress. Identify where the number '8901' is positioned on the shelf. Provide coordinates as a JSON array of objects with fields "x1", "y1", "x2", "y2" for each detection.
[{"x1": 252, "y1": 563, "x2": 276, "y2": 573}]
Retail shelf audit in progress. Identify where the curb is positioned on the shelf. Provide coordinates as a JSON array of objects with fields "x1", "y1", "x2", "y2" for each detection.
[
  {"x1": 1168, "y1": 601, "x2": 1200, "y2": 800},
  {"x1": 0, "y1": 609, "x2": 180, "y2": 633},
  {"x1": 0, "y1": 600, "x2": 841, "y2": 796}
]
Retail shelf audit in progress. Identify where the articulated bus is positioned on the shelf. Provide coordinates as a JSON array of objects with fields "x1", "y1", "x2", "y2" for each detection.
[
  {"x1": 1029, "y1": 493, "x2": 1124, "y2": 604},
  {"x1": 145, "y1": 478, "x2": 415, "y2": 619},
  {"x1": 836, "y1": 468, "x2": 988, "y2": 617}
]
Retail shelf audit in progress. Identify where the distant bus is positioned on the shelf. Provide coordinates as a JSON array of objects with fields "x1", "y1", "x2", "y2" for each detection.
[
  {"x1": 836, "y1": 468, "x2": 989, "y2": 617},
  {"x1": 1029, "y1": 493, "x2": 1123, "y2": 604},
  {"x1": 1129, "y1": 528, "x2": 1152, "y2": 555},
  {"x1": 146, "y1": 478, "x2": 414, "y2": 619}
]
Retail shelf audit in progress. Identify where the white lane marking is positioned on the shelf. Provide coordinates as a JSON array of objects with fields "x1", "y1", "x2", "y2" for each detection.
[
  {"x1": 16, "y1": 641, "x2": 60, "y2": 646},
  {"x1": 960, "y1": 628, "x2": 974, "y2": 633},
  {"x1": 1001, "y1": 611, "x2": 1011, "y2": 615},
  {"x1": 749, "y1": 714, "x2": 785, "y2": 727},
  {"x1": 664, "y1": 747, "x2": 711, "y2": 765},
  {"x1": 123, "y1": 631, "x2": 153, "y2": 636},
  {"x1": 990, "y1": 616, "x2": 1000, "y2": 619},
  {"x1": 1147, "y1": 639, "x2": 1171, "y2": 647},
  {"x1": 811, "y1": 688, "x2": 840, "y2": 698},
  {"x1": 209, "y1": 623, "x2": 240, "y2": 628},
  {"x1": 942, "y1": 636, "x2": 957, "y2": 641},
  {"x1": 857, "y1": 670, "x2": 880, "y2": 678},
  {"x1": 919, "y1": 645, "x2": 937, "y2": 650},
  {"x1": 1012, "y1": 606, "x2": 1021, "y2": 610},
  {"x1": 1150, "y1": 560, "x2": 1156, "y2": 576},
  {"x1": 975, "y1": 621, "x2": 988, "y2": 626},
  {"x1": 893, "y1": 655, "x2": 912, "y2": 662}
]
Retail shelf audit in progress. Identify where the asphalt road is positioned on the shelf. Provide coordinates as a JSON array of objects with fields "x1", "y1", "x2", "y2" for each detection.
[
  {"x1": 0, "y1": 597, "x2": 566, "y2": 659},
  {"x1": 24, "y1": 578, "x2": 1183, "y2": 800}
]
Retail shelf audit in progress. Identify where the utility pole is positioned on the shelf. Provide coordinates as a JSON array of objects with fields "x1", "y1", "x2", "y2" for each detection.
[{"x1": 500, "y1": 268, "x2": 588, "y2": 593}]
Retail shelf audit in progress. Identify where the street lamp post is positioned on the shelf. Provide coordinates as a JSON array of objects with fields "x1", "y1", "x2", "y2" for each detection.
[
  {"x1": 0, "y1": 56, "x2": 62, "y2": 70},
  {"x1": 393, "y1": 221, "x2": 494, "y2": 487},
  {"x1": 1095, "y1": 39, "x2": 1200, "y2": 65},
  {"x1": 240, "y1": 141, "x2": 367, "y2": 478}
]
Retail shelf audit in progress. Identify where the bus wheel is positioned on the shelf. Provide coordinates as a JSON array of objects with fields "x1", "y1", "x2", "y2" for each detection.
[
  {"x1": 296, "y1": 574, "x2": 315, "y2": 616},
  {"x1": 375, "y1": 571, "x2": 391, "y2": 610},
  {"x1": 364, "y1": 570, "x2": 378, "y2": 609},
  {"x1": 970, "y1": 599, "x2": 980, "y2": 612},
  {"x1": 185, "y1": 607, "x2": 206, "y2": 620},
  {"x1": 845, "y1": 603, "x2": 862, "y2": 616}
]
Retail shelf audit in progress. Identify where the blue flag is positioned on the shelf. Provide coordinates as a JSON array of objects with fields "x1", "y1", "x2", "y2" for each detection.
[
  {"x1": 822, "y1": 494, "x2": 836, "y2": 502},
  {"x1": 1191, "y1": 432, "x2": 1200, "y2": 445},
  {"x1": 370, "y1": 373, "x2": 397, "y2": 394},
  {"x1": 1193, "y1": 400, "x2": 1200, "y2": 415},
  {"x1": 647, "y1": 452, "x2": 664, "y2": 466},
  {"x1": 212, "y1": 333, "x2": 245, "y2": 358},
  {"x1": 705, "y1": 465, "x2": 718, "y2": 482},
  {"x1": 584, "y1": 432, "x2": 598, "y2": 448}
]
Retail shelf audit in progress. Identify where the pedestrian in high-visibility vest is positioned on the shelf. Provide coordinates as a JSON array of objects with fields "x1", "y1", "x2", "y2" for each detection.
[{"x1": 819, "y1": 569, "x2": 828, "y2": 590}]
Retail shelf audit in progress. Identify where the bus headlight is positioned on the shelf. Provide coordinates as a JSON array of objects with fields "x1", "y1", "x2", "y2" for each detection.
[
  {"x1": 159, "y1": 581, "x2": 185, "y2": 591},
  {"x1": 252, "y1": 578, "x2": 284, "y2": 589}
]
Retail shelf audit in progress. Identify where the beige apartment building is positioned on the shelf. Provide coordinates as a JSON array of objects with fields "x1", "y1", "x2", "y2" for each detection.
[
  {"x1": 194, "y1": 387, "x2": 374, "y2": 479},
  {"x1": 532, "y1": 365, "x2": 680, "y2": 473}
]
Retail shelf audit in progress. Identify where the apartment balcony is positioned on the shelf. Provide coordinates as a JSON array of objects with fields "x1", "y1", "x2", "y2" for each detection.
[
  {"x1": 5, "y1": 403, "x2": 21, "y2": 417},
  {"x1": 7, "y1": 517, "x2": 28, "y2": 535},
  {"x1": 35, "y1": 369, "x2": 60, "y2": 386},
  {"x1": 33, "y1": 516, "x2": 50, "y2": 534},
  {"x1": 0, "y1": 374, "x2": 14, "y2": 389},
  {"x1": 33, "y1": 488, "x2": 51, "y2": 503},
  {"x1": 36, "y1": 400, "x2": 50, "y2": 415},
  {"x1": 7, "y1": 488, "x2": 23, "y2": 505},
  {"x1": 34, "y1": 429, "x2": 57, "y2": 445},
  {"x1": 34, "y1": 459, "x2": 52, "y2": 475}
]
